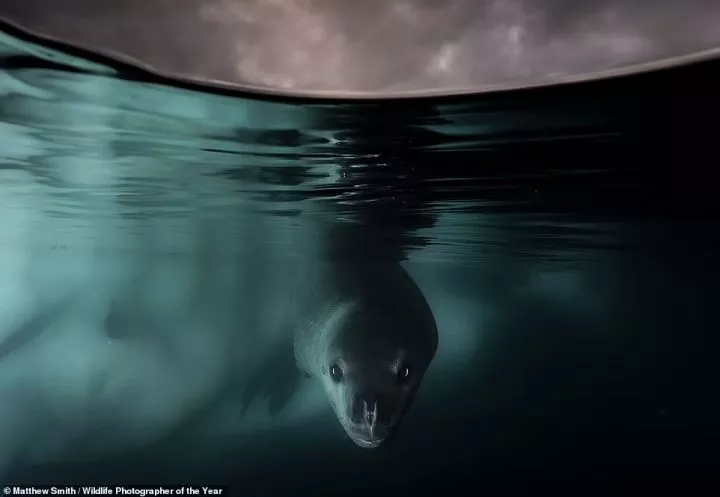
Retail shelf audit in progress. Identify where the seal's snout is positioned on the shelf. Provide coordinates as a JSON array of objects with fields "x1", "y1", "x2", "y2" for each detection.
[{"x1": 343, "y1": 391, "x2": 394, "y2": 449}]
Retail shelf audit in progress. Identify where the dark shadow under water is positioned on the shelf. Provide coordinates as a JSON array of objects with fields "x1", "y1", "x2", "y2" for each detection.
[{"x1": 1, "y1": 19, "x2": 719, "y2": 497}]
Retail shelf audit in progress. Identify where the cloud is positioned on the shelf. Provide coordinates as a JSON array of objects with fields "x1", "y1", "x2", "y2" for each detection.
[{"x1": 1, "y1": 0, "x2": 719, "y2": 93}]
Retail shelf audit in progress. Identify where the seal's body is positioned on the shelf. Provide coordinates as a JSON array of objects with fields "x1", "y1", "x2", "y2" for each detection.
[{"x1": 290, "y1": 259, "x2": 438, "y2": 448}]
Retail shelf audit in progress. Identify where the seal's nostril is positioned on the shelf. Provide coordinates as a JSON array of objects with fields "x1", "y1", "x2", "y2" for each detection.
[{"x1": 363, "y1": 399, "x2": 378, "y2": 425}]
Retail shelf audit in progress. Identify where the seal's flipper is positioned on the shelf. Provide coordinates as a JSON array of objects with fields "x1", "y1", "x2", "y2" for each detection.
[
  {"x1": 267, "y1": 364, "x2": 300, "y2": 416},
  {"x1": 239, "y1": 381, "x2": 259, "y2": 417},
  {"x1": 240, "y1": 329, "x2": 300, "y2": 416}
]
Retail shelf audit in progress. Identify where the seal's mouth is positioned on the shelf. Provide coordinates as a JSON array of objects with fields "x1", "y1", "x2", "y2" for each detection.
[
  {"x1": 344, "y1": 424, "x2": 391, "y2": 449},
  {"x1": 349, "y1": 435, "x2": 385, "y2": 449}
]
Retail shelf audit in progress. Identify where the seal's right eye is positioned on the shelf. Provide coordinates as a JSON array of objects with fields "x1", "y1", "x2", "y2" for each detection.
[
  {"x1": 329, "y1": 363, "x2": 344, "y2": 382},
  {"x1": 396, "y1": 363, "x2": 412, "y2": 384}
]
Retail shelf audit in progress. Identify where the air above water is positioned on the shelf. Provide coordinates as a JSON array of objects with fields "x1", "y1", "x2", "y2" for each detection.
[{"x1": 0, "y1": 22, "x2": 718, "y2": 497}]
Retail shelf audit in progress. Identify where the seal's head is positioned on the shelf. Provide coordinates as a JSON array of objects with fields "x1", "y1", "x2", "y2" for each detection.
[{"x1": 318, "y1": 303, "x2": 438, "y2": 449}]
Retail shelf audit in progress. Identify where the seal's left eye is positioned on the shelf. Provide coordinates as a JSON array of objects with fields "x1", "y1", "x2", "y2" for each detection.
[{"x1": 397, "y1": 365, "x2": 411, "y2": 382}]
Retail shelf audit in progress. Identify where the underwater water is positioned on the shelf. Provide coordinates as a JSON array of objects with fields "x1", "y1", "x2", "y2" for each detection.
[{"x1": 0, "y1": 21, "x2": 719, "y2": 497}]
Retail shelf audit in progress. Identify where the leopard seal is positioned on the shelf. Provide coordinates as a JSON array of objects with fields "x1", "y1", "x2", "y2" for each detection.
[
  {"x1": 288, "y1": 258, "x2": 438, "y2": 448},
  {"x1": 159, "y1": 223, "x2": 437, "y2": 450}
]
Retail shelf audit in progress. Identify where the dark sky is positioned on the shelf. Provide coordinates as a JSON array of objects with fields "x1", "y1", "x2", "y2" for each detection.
[{"x1": 0, "y1": 0, "x2": 718, "y2": 94}]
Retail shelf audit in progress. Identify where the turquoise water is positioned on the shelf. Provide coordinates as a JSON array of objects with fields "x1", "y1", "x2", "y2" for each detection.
[{"x1": 0, "y1": 22, "x2": 719, "y2": 496}]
